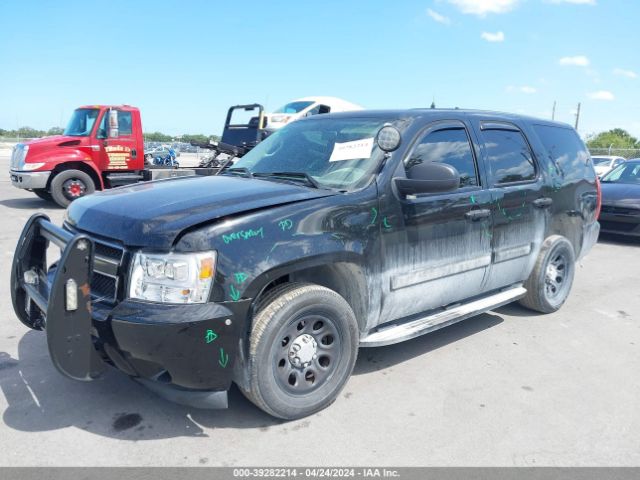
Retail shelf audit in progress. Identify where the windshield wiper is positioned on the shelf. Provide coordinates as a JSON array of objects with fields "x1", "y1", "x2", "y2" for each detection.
[
  {"x1": 253, "y1": 171, "x2": 321, "y2": 189},
  {"x1": 224, "y1": 167, "x2": 253, "y2": 178}
]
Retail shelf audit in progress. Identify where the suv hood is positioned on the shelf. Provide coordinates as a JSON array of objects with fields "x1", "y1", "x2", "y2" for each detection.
[{"x1": 66, "y1": 175, "x2": 336, "y2": 249}]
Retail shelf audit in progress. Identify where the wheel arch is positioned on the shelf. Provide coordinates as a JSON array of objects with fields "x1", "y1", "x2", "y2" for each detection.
[
  {"x1": 244, "y1": 253, "x2": 370, "y2": 334},
  {"x1": 47, "y1": 161, "x2": 104, "y2": 190}
]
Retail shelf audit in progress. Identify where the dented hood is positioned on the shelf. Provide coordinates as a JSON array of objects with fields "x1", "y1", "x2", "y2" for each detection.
[{"x1": 66, "y1": 175, "x2": 336, "y2": 249}]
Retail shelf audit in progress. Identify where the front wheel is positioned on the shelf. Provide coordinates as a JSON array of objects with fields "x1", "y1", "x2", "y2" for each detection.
[
  {"x1": 33, "y1": 189, "x2": 53, "y2": 202},
  {"x1": 519, "y1": 235, "x2": 576, "y2": 313},
  {"x1": 242, "y1": 283, "x2": 359, "y2": 420},
  {"x1": 50, "y1": 169, "x2": 96, "y2": 208}
]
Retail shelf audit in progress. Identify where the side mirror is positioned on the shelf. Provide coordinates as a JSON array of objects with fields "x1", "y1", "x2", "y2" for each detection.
[
  {"x1": 107, "y1": 110, "x2": 119, "y2": 138},
  {"x1": 395, "y1": 162, "x2": 460, "y2": 196}
]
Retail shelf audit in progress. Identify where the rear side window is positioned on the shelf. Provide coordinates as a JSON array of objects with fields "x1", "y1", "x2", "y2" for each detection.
[
  {"x1": 118, "y1": 111, "x2": 133, "y2": 136},
  {"x1": 406, "y1": 127, "x2": 479, "y2": 187},
  {"x1": 533, "y1": 124, "x2": 595, "y2": 182},
  {"x1": 481, "y1": 128, "x2": 536, "y2": 184}
]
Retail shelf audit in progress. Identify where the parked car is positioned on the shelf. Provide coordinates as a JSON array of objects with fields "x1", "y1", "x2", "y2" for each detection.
[
  {"x1": 144, "y1": 145, "x2": 178, "y2": 165},
  {"x1": 598, "y1": 159, "x2": 640, "y2": 236},
  {"x1": 264, "y1": 96, "x2": 362, "y2": 133},
  {"x1": 11, "y1": 109, "x2": 599, "y2": 419},
  {"x1": 591, "y1": 155, "x2": 625, "y2": 178}
]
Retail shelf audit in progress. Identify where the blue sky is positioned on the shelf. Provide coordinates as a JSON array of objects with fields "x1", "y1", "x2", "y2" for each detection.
[{"x1": 1, "y1": 0, "x2": 638, "y2": 138}]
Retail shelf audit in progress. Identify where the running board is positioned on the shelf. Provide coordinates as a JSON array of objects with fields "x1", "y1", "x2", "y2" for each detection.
[{"x1": 360, "y1": 286, "x2": 527, "y2": 347}]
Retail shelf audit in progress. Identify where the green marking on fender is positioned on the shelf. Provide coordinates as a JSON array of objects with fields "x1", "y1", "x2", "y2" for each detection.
[
  {"x1": 383, "y1": 217, "x2": 392, "y2": 229},
  {"x1": 278, "y1": 219, "x2": 293, "y2": 231},
  {"x1": 222, "y1": 227, "x2": 264, "y2": 245},
  {"x1": 205, "y1": 329, "x2": 218, "y2": 344},
  {"x1": 219, "y1": 348, "x2": 229, "y2": 368},
  {"x1": 234, "y1": 272, "x2": 248, "y2": 284},
  {"x1": 470, "y1": 195, "x2": 476, "y2": 204},
  {"x1": 370, "y1": 207, "x2": 378, "y2": 225},
  {"x1": 230, "y1": 284, "x2": 241, "y2": 301}
]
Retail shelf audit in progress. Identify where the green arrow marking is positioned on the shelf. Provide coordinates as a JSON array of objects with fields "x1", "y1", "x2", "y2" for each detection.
[
  {"x1": 470, "y1": 195, "x2": 476, "y2": 204},
  {"x1": 219, "y1": 348, "x2": 229, "y2": 368},
  {"x1": 229, "y1": 284, "x2": 241, "y2": 301},
  {"x1": 382, "y1": 217, "x2": 392, "y2": 229},
  {"x1": 205, "y1": 329, "x2": 218, "y2": 344}
]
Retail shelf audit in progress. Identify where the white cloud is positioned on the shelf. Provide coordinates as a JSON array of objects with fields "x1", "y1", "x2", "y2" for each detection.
[
  {"x1": 507, "y1": 85, "x2": 537, "y2": 94},
  {"x1": 547, "y1": 0, "x2": 596, "y2": 4},
  {"x1": 613, "y1": 68, "x2": 638, "y2": 79},
  {"x1": 587, "y1": 90, "x2": 615, "y2": 101},
  {"x1": 447, "y1": 0, "x2": 518, "y2": 16},
  {"x1": 426, "y1": 8, "x2": 451, "y2": 25},
  {"x1": 481, "y1": 31, "x2": 505, "y2": 42},
  {"x1": 558, "y1": 55, "x2": 590, "y2": 67}
]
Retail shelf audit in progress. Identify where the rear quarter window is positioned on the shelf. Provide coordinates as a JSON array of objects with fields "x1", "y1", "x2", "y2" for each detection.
[{"x1": 533, "y1": 124, "x2": 595, "y2": 182}]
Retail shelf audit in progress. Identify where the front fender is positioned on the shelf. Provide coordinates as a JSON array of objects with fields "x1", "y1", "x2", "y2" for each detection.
[{"x1": 30, "y1": 148, "x2": 104, "y2": 189}]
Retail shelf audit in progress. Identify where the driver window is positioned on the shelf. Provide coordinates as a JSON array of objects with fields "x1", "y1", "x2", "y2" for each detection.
[
  {"x1": 406, "y1": 127, "x2": 479, "y2": 187},
  {"x1": 96, "y1": 111, "x2": 108, "y2": 139}
]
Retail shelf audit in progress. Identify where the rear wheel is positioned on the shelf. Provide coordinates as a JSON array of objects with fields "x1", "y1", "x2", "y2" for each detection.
[
  {"x1": 50, "y1": 169, "x2": 96, "y2": 208},
  {"x1": 519, "y1": 235, "x2": 576, "y2": 313},
  {"x1": 242, "y1": 283, "x2": 359, "y2": 419},
  {"x1": 33, "y1": 189, "x2": 52, "y2": 202}
]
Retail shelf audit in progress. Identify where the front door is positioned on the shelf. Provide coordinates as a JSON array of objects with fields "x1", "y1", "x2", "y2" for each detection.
[
  {"x1": 378, "y1": 120, "x2": 493, "y2": 323},
  {"x1": 93, "y1": 109, "x2": 139, "y2": 171}
]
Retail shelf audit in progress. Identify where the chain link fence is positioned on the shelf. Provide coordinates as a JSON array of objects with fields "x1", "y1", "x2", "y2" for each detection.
[{"x1": 588, "y1": 148, "x2": 640, "y2": 159}]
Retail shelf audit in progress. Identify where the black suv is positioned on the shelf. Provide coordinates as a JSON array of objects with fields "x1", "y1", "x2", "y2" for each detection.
[{"x1": 11, "y1": 109, "x2": 600, "y2": 419}]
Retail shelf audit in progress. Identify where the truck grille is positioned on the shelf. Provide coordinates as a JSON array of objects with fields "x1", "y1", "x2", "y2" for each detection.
[
  {"x1": 63, "y1": 224, "x2": 125, "y2": 304},
  {"x1": 10, "y1": 144, "x2": 25, "y2": 169}
]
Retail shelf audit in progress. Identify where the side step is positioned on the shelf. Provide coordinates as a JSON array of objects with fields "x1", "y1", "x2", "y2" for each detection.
[
  {"x1": 105, "y1": 172, "x2": 145, "y2": 187},
  {"x1": 360, "y1": 286, "x2": 526, "y2": 347}
]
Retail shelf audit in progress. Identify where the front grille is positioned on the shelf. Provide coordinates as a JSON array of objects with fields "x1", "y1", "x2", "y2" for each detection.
[
  {"x1": 91, "y1": 239, "x2": 125, "y2": 304},
  {"x1": 600, "y1": 205, "x2": 640, "y2": 216},
  {"x1": 63, "y1": 224, "x2": 125, "y2": 304},
  {"x1": 10, "y1": 144, "x2": 24, "y2": 169}
]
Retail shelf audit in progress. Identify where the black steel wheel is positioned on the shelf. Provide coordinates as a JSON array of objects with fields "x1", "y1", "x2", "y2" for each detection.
[
  {"x1": 242, "y1": 283, "x2": 359, "y2": 419},
  {"x1": 520, "y1": 235, "x2": 576, "y2": 313}
]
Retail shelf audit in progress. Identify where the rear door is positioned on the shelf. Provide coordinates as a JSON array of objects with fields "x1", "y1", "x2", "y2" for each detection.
[
  {"x1": 471, "y1": 120, "x2": 547, "y2": 291},
  {"x1": 378, "y1": 120, "x2": 493, "y2": 322}
]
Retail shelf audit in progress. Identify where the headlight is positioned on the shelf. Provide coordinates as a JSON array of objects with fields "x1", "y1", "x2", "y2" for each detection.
[
  {"x1": 129, "y1": 251, "x2": 216, "y2": 304},
  {"x1": 21, "y1": 162, "x2": 45, "y2": 171}
]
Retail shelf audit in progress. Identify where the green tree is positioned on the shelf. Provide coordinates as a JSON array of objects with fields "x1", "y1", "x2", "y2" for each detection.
[
  {"x1": 144, "y1": 131, "x2": 173, "y2": 142},
  {"x1": 586, "y1": 129, "x2": 639, "y2": 149},
  {"x1": 47, "y1": 126, "x2": 64, "y2": 136}
]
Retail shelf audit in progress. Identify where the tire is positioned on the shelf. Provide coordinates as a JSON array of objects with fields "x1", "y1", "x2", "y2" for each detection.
[
  {"x1": 519, "y1": 235, "x2": 576, "y2": 313},
  {"x1": 50, "y1": 169, "x2": 95, "y2": 208},
  {"x1": 33, "y1": 189, "x2": 52, "y2": 202},
  {"x1": 242, "y1": 283, "x2": 359, "y2": 420}
]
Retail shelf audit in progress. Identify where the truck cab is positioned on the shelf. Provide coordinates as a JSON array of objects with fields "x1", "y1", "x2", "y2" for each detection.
[
  {"x1": 10, "y1": 105, "x2": 144, "y2": 207},
  {"x1": 11, "y1": 109, "x2": 600, "y2": 420}
]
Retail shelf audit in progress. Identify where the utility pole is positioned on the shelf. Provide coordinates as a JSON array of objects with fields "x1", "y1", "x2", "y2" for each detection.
[
  {"x1": 551, "y1": 101, "x2": 556, "y2": 120},
  {"x1": 574, "y1": 102, "x2": 581, "y2": 130}
]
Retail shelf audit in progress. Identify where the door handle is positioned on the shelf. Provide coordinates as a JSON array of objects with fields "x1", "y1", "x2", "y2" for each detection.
[
  {"x1": 533, "y1": 197, "x2": 553, "y2": 208},
  {"x1": 465, "y1": 209, "x2": 491, "y2": 221}
]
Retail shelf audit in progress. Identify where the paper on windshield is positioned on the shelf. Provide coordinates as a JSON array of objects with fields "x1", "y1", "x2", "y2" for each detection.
[{"x1": 329, "y1": 137, "x2": 374, "y2": 162}]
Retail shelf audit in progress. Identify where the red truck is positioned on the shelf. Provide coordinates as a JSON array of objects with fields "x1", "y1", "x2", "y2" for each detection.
[{"x1": 9, "y1": 104, "x2": 265, "y2": 207}]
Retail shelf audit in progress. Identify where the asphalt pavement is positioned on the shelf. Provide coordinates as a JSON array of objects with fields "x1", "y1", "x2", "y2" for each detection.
[{"x1": 0, "y1": 149, "x2": 638, "y2": 466}]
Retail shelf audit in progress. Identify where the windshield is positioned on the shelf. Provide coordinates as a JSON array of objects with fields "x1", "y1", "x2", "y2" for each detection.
[
  {"x1": 601, "y1": 162, "x2": 640, "y2": 184},
  {"x1": 64, "y1": 108, "x2": 99, "y2": 136},
  {"x1": 592, "y1": 157, "x2": 613, "y2": 167},
  {"x1": 232, "y1": 117, "x2": 399, "y2": 190},
  {"x1": 273, "y1": 101, "x2": 314, "y2": 114}
]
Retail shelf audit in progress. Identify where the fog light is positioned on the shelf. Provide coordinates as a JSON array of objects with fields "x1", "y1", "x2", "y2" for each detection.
[{"x1": 65, "y1": 279, "x2": 78, "y2": 311}]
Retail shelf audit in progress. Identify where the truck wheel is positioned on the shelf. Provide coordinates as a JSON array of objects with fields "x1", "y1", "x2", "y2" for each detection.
[
  {"x1": 50, "y1": 169, "x2": 95, "y2": 207},
  {"x1": 519, "y1": 235, "x2": 576, "y2": 314},
  {"x1": 243, "y1": 283, "x2": 359, "y2": 420},
  {"x1": 33, "y1": 189, "x2": 52, "y2": 202}
]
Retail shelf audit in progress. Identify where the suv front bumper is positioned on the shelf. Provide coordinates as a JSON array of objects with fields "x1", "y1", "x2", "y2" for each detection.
[
  {"x1": 10, "y1": 169, "x2": 51, "y2": 189},
  {"x1": 10, "y1": 214, "x2": 250, "y2": 408}
]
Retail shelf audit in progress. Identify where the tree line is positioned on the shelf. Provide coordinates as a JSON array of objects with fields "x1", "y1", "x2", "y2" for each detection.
[{"x1": 0, "y1": 127, "x2": 220, "y2": 144}]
